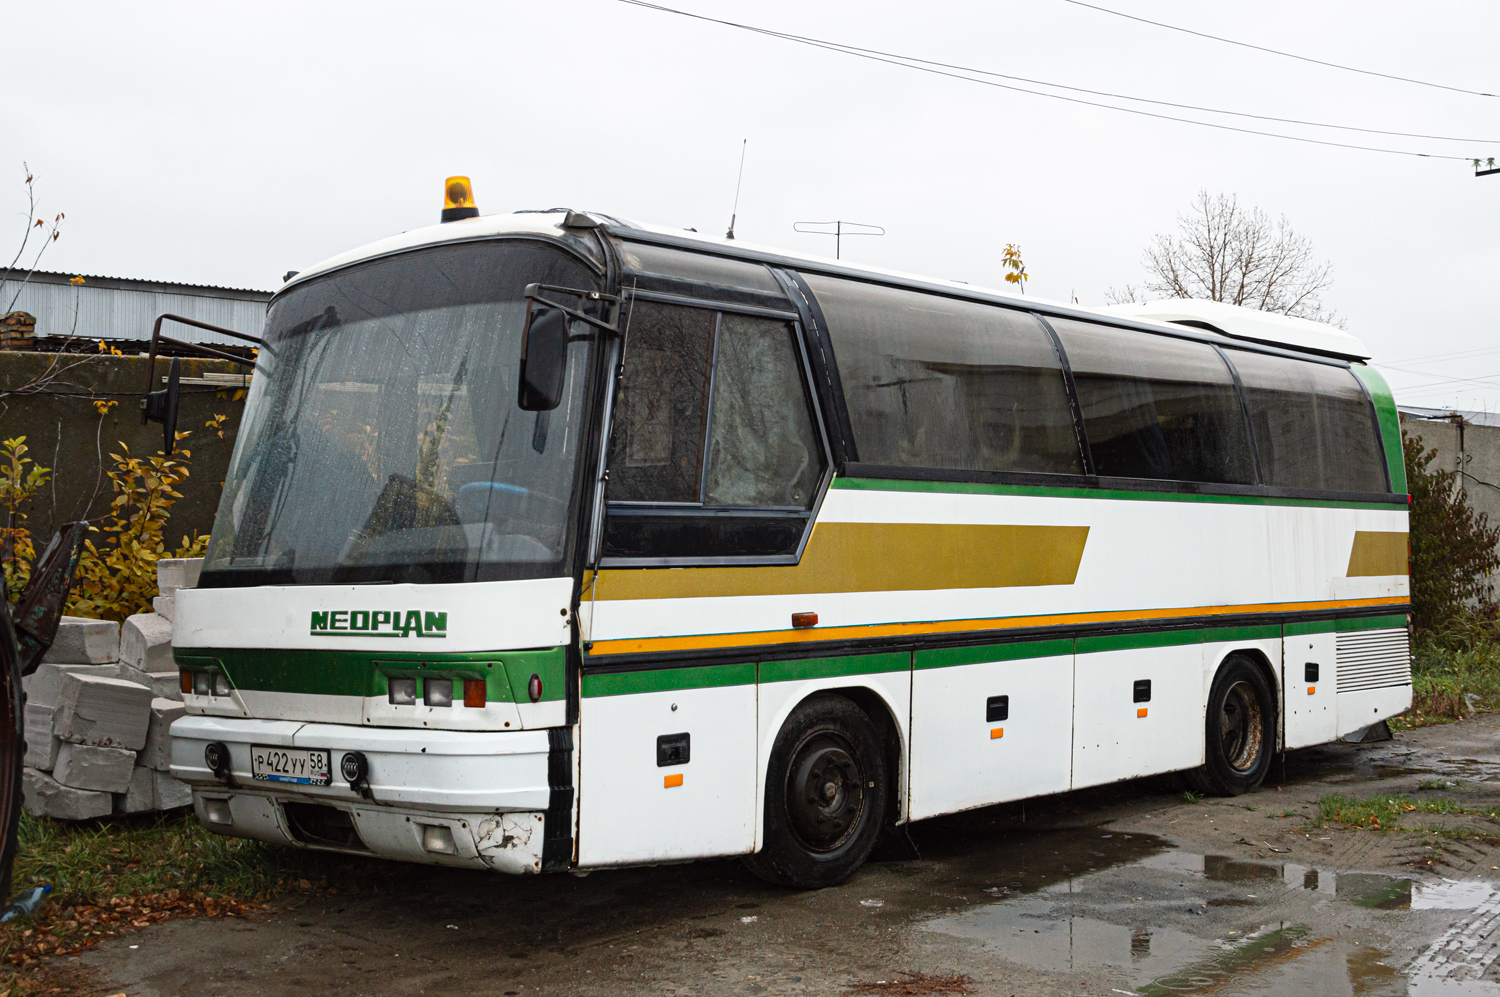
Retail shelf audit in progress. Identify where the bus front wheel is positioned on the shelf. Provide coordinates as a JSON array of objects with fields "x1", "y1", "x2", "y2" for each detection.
[
  {"x1": 745, "y1": 694, "x2": 888, "y2": 889},
  {"x1": 1186, "y1": 656, "x2": 1276, "y2": 797}
]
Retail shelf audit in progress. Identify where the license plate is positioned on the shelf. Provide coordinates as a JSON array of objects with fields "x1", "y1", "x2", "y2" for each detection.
[{"x1": 251, "y1": 746, "x2": 332, "y2": 786}]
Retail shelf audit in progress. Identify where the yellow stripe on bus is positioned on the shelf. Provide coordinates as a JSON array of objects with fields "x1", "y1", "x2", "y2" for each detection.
[
  {"x1": 592, "y1": 522, "x2": 1090, "y2": 601},
  {"x1": 585, "y1": 596, "x2": 1407, "y2": 657}
]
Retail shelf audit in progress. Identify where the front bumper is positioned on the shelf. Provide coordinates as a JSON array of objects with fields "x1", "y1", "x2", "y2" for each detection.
[{"x1": 171, "y1": 715, "x2": 555, "y2": 873}]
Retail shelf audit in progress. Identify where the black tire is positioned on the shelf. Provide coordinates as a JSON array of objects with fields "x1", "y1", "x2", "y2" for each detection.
[
  {"x1": 744, "y1": 694, "x2": 889, "y2": 889},
  {"x1": 1185, "y1": 656, "x2": 1276, "y2": 797},
  {"x1": 0, "y1": 605, "x2": 24, "y2": 902}
]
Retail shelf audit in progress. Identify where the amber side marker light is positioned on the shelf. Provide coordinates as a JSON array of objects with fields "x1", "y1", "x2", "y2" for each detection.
[
  {"x1": 441, "y1": 176, "x2": 479, "y2": 223},
  {"x1": 664, "y1": 773, "x2": 684, "y2": 788},
  {"x1": 463, "y1": 679, "x2": 486, "y2": 708},
  {"x1": 1308, "y1": 686, "x2": 1317, "y2": 695},
  {"x1": 990, "y1": 727, "x2": 1004, "y2": 739},
  {"x1": 180, "y1": 670, "x2": 192, "y2": 694},
  {"x1": 1137, "y1": 707, "x2": 1148, "y2": 718}
]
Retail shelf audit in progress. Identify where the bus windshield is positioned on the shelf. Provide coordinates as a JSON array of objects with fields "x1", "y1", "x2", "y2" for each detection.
[{"x1": 200, "y1": 241, "x2": 598, "y2": 587}]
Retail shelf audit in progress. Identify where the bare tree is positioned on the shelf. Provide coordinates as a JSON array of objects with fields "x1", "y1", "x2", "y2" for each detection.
[{"x1": 1107, "y1": 190, "x2": 1339, "y2": 325}]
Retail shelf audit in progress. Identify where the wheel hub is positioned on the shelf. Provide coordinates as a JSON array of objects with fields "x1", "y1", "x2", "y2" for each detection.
[
  {"x1": 1218, "y1": 680, "x2": 1264, "y2": 773},
  {"x1": 786, "y1": 734, "x2": 866, "y2": 852}
]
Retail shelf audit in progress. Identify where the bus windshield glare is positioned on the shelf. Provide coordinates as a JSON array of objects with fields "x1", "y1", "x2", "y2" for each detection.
[{"x1": 200, "y1": 241, "x2": 597, "y2": 587}]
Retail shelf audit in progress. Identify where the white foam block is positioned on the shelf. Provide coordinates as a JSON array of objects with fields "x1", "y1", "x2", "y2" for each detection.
[
  {"x1": 24, "y1": 662, "x2": 119, "y2": 709},
  {"x1": 22, "y1": 702, "x2": 58, "y2": 770},
  {"x1": 54, "y1": 742, "x2": 138, "y2": 793},
  {"x1": 42, "y1": 617, "x2": 120, "y2": 665},
  {"x1": 23, "y1": 768, "x2": 112, "y2": 820},
  {"x1": 142, "y1": 698, "x2": 185, "y2": 771},
  {"x1": 53, "y1": 673, "x2": 152, "y2": 750},
  {"x1": 152, "y1": 770, "x2": 192, "y2": 810},
  {"x1": 120, "y1": 613, "x2": 174, "y2": 673}
]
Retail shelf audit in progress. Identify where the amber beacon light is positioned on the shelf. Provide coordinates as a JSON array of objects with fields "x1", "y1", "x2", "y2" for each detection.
[{"x1": 441, "y1": 176, "x2": 479, "y2": 223}]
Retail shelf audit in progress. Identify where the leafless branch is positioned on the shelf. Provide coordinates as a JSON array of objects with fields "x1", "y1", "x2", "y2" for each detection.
[
  {"x1": 1134, "y1": 190, "x2": 1340, "y2": 326},
  {"x1": 2, "y1": 163, "x2": 65, "y2": 315}
]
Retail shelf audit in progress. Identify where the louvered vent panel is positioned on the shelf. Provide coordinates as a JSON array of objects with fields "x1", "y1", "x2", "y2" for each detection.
[{"x1": 1336, "y1": 628, "x2": 1411, "y2": 692}]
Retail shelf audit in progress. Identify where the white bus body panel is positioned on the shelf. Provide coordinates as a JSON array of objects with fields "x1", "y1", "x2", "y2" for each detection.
[
  {"x1": 908, "y1": 648, "x2": 1072, "y2": 820},
  {"x1": 1284, "y1": 632, "x2": 1337, "y2": 748},
  {"x1": 576, "y1": 683, "x2": 758, "y2": 867}
]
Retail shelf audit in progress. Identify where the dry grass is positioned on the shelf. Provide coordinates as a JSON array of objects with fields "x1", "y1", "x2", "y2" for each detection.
[{"x1": 848, "y1": 973, "x2": 975, "y2": 995}]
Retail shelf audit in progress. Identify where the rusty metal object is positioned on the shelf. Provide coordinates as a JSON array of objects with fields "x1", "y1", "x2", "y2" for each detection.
[{"x1": 13, "y1": 521, "x2": 89, "y2": 676}]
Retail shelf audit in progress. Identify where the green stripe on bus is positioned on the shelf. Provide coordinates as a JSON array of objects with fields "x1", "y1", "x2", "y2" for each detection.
[
  {"x1": 172, "y1": 646, "x2": 566, "y2": 702},
  {"x1": 1200, "y1": 625, "x2": 1282, "y2": 644},
  {"x1": 1283, "y1": 614, "x2": 1407, "y2": 636},
  {"x1": 581, "y1": 662, "x2": 757, "y2": 698},
  {"x1": 1352, "y1": 365, "x2": 1407, "y2": 495},
  {"x1": 830, "y1": 476, "x2": 1405, "y2": 510},
  {"x1": 1076, "y1": 629, "x2": 1206, "y2": 654},
  {"x1": 759, "y1": 653, "x2": 909, "y2": 684},
  {"x1": 915, "y1": 639, "x2": 1073, "y2": 670}
]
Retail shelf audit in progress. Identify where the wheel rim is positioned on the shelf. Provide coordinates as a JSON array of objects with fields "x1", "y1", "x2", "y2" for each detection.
[
  {"x1": 1218, "y1": 680, "x2": 1264, "y2": 773},
  {"x1": 784, "y1": 731, "x2": 867, "y2": 853}
]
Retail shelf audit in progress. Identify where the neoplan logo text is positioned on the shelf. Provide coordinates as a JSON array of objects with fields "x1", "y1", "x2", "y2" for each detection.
[{"x1": 310, "y1": 610, "x2": 448, "y2": 638}]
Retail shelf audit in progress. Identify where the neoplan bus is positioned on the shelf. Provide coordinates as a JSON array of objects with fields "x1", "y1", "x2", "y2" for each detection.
[{"x1": 170, "y1": 179, "x2": 1411, "y2": 889}]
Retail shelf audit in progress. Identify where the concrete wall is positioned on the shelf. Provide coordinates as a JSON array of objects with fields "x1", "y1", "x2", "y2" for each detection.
[
  {"x1": 1400, "y1": 413, "x2": 1500, "y2": 598},
  {"x1": 0, "y1": 352, "x2": 245, "y2": 545}
]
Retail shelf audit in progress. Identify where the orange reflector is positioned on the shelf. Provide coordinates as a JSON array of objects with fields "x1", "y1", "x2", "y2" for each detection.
[
  {"x1": 463, "y1": 679, "x2": 487, "y2": 708},
  {"x1": 1307, "y1": 685, "x2": 1316, "y2": 695},
  {"x1": 179, "y1": 670, "x2": 192, "y2": 694},
  {"x1": 664, "y1": 773, "x2": 683, "y2": 788},
  {"x1": 1137, "y1": 707, "x2": 1148, "y2": 718},
  {"x1": 791, "y1": 612, "x2": 818, "y2": 629},
  {"x1": 990, "y1": 727, "x2": 1004, "y2": 739}
]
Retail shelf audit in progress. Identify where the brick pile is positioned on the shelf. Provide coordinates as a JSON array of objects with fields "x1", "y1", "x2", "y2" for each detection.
[{"x1": 21, "y1": 559, "x2": 201, "y2": 820}]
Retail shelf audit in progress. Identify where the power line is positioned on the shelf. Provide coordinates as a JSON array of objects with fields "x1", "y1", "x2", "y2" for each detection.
[
  {"x1": 617, "y1": 1, "x2": 1480, "y2": 162},
  {"x1": 1056, "y1": 0, "x2": 1496, "y2": 100}
]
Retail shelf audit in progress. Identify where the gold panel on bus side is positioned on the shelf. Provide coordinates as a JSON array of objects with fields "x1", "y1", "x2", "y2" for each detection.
[
  {"x1": 1346, "y1": 531, "x2": 1409, "y2": 577},
  {"x1": 594, "y1": 522, "x2": 1090, "y2": 601}
]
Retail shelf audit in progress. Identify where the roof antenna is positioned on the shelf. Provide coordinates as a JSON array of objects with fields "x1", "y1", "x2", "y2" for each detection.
[{"x1": 725, "y1": 139, "x2": 748, "y2": 240}]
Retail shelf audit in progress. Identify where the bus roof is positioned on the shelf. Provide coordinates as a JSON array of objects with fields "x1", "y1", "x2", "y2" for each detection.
[{"x1": 282, "y1": 209, "x2": 1371, "y2": 362}]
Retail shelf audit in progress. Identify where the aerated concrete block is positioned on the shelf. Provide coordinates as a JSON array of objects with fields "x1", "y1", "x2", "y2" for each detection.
[
  {"x1": 54, "y1": 742, "x2": 138, "y2": 793},
  {"x1": 142, "y1": 698, "x2": 185, "y2": 771},
  {"x1": 23, "y1": 662, "x2": 120, "y2": 708},
  {"x1": 156, "y1": 558, "x2": 202, "y2": 598},
  {"x1": 114, "y1": 766, "x2": 154, "y2": 813},
  {"x1": 41, "y1": 616, "x2": 120, "y2": 665},
  {"x1": 152, "y1": 595, "x2": 175, "y2": 622},
  {"x1": 53, "y1": 673, "x2": 152, "y2": 750},
  {"x1": 115, "y1": 665, "x2": 183, "y2": 703},
  {"x1": 23, "y1": 768, "x2": 112, "y2": 820},
  {"x1": 152, "y1": 770, "x2": 192, "y2": 810},
  {"x1": 22, "y1": 702, "x2": 58, "y2": 771},
  {"x1": 120, "y1": 613, "x2": 174, "y2": 673}
]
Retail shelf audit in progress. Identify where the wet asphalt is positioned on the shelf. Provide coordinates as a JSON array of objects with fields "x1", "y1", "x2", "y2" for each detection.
[{"x1": 79, "y1": 715, "x2": 1500, "y2": 996}]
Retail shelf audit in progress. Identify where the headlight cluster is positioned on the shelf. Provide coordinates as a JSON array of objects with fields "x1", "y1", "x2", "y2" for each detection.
[
  {"x1": 387, "y1": 677, "x2": 487, "y2": 707},
  {"x1": 181, "y1": 670, "x2": 231, "y2": 697}
]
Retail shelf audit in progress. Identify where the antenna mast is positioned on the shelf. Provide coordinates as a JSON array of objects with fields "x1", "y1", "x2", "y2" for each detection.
[{"x1": 725, "y1": 139, "x2": 748, "y2": 240}]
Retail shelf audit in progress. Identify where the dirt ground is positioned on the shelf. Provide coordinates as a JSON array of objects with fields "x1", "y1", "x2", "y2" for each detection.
[{"x1": 69, "y1": 716, "x2": 1500, "y2": 995}]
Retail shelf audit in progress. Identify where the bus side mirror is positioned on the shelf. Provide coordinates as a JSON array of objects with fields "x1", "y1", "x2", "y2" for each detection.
[
  {"x1": 141, "y1": 355, "x2": 181, "y2": 455},
  {"x1": 519, "y1": 306, "x2": 569, "y2": 411}
]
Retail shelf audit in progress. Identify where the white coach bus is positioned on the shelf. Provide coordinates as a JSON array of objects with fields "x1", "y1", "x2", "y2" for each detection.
[{"x1": 170, "y1": 181, "x2": 1410, "y2": 888}]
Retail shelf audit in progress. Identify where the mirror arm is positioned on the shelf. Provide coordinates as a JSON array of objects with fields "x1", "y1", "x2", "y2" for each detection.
[{"x1": 522, "y1": 284, "x2": 621, "y2": 336}]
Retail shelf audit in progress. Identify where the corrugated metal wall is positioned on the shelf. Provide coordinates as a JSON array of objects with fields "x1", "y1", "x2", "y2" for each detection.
[{"x1": 0, "y1": 272, "x2": 271, "y2": 346}]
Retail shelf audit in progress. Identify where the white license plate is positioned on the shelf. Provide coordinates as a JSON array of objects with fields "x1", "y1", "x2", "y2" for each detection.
[{"x1": 251, "y1": 746, "x2": 332, "y2": 786}]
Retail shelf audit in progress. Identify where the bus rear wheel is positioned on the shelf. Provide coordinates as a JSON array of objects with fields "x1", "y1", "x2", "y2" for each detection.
[
  {"x1": 1186, "y1": 656, "x2": 1275, "y2": 796},
  {"x1": 745, "y1": 694, "x2": 888, "y2": 889}
]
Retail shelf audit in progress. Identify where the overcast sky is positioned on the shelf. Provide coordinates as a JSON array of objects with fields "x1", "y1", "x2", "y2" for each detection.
[{"x1": 5, "y1": 1, "x2": 1498, "y2": 411}]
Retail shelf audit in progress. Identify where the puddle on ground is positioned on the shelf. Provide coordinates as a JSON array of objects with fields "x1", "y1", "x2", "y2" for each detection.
[{"x1": 920, "y1": 830, "x2": 1500, "y2": 995}]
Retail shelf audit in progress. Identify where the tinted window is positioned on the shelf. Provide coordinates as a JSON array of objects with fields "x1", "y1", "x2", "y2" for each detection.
[
  {"x1": 1049, "y1": 318, "x2": 1254, "y2": 484},
  {"x1": 806, "y1": 276, "x2": 1082, "y2": 475},
  {"x1": 618, "y1": 243, "x2": 785, "y2": 295},
  {"x1": 604, "y1": 300, "x2": 826, "y2": 559},
  {"x1": 1226, "y1": 351, "x2": 1387, "y2": 492}
]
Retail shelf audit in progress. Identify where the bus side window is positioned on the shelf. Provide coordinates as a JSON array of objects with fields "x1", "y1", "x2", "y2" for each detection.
[
  {"x1": 804, "y1": 275, "x2": 1083, "y2": 476},
  {"x1": 603, "y1": 300, "x2": 827, "y2": 560},
  {"x1": 1225, "y1": 351, "x2": 1387, "y2": 493},
  {"x1": 1047, "y1": 318, "x2": 1256, "y2": 485}
]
